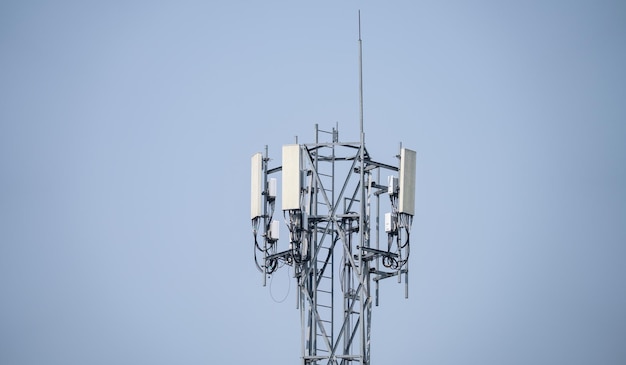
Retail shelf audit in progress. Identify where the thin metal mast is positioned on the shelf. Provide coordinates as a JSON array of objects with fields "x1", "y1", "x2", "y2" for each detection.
[
  {"x1": 357, "y1": 10, "x2": 368, "y2": 365},
  {"x1": 358, "y1": 10, "x2": 364, "y2": 139}
]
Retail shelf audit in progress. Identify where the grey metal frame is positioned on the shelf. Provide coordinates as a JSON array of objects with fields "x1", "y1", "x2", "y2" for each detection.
[
  {"x1": 255, "y1": 124, "x2": 411, "y2": 365},
  {"x1": 252, "y1": 12, "x2": 413, "y2": 364}
]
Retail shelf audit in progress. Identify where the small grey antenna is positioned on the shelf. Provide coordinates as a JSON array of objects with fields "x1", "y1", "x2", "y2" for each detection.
[
  {"x1": 358, "y1": 10, "x2": 366, "y2": 256},
  {"x1": 358, "y1": 10, "x2": 364, "y2": 139}
]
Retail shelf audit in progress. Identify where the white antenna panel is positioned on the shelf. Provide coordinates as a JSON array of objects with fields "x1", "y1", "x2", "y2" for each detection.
[
  {"x1": 250, "y1": 152, "x2": 263, "y2": 219},
  {"x1": 388, "y1": 175, "x2": 398, "y2": 195},
  {"x1": 270, "y1": 220, "x2": 280, "y2": 240},
  {"x1": 282, "y1": 144, "x2": 301, "y2": 211},
  {"x1": 268, "y1": 178, "x2": 277, "y2": 199},
  {"x1": 399, "y1": 148, "x2": 416, "y2": 215},
  {"x1": 384, "y1": 212, "x2": 396, "y2": 233}
]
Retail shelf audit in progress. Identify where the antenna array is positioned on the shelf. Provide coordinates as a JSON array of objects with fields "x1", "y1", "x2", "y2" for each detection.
[{"x1": 250, "y1": 13, "x2": 417, "y2": 365}]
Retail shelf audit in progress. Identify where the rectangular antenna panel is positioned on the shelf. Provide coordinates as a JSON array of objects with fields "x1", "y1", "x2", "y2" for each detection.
[
  {"x1": 384, "y1": 212, "x2": 396, "y2": 233},
  {"x1": 270, "y1": 220, "x2": 280, "y2": 240},
  {"x1": 388, "y1": 176, "x2": 398, "y2": 195},
  {"x1": 282, "y1": 144, "x2": 301, "y2": 211},
  {"x1": 250, "y1": 152, "x2": 263, "y2": 219},
  {"x1": 399, "y1": 148, "x2": 416, "y2": 215},
  {"x1": 268, "y1": 178, "x2": 277, "y2": 199}
]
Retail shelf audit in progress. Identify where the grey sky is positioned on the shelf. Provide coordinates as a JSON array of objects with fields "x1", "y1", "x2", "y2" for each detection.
[{"x1": 1, "y1": 1, "x2": 625, "y2": 364}]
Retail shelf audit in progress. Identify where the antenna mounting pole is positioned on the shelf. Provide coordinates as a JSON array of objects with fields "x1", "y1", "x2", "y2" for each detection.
[{"x1": 358, "y1": 10, "x2": 364, "y2": 139}]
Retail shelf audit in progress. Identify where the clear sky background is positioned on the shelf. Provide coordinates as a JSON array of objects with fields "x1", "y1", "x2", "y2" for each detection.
[{"x1": 1, "y1": 1, "x2": 625, "y2": 364}]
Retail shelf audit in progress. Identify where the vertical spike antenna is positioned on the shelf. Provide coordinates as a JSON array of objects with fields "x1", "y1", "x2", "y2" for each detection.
[
  {"x1": 358, "y1": 10, "x2": 366, "y2": 256},
  {"x1": 358, "y1": 12, "x2": 367, "y2": 363},
  {"x1": 358, "y1": 10, "x2": 364, "y2": 139},
  {"x1": 358, "y1": 10, "x2": 366, "y2": 254}
]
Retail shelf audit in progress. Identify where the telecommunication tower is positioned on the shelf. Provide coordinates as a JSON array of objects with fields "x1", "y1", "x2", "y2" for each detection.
[{"x1": 250, "y1": 13, "x2": 416, "y2": 365}]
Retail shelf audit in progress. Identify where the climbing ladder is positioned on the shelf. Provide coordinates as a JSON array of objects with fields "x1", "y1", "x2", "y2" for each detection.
[{"x1": 308, "y1": 126, "x2": 336, "y2": 361}]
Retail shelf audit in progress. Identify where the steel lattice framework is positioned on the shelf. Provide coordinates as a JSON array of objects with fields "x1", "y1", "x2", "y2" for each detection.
[{"x1": 251, "y1": 124, "x2": 415, "y2": 365}]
